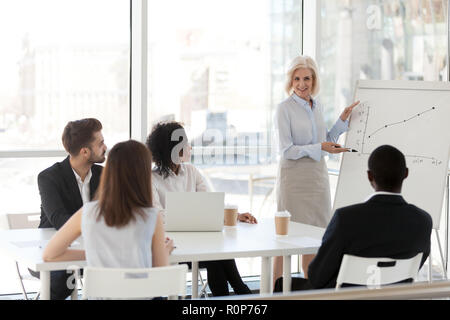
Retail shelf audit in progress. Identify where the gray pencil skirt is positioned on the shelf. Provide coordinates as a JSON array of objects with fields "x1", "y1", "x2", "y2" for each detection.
[{"x1": 276, "y1": 157, "x2": 332, "y2": 228}]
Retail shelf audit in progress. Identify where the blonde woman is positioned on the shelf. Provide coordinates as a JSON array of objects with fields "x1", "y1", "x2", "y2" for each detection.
[{"x1": 273, "y1": 55, "x2": 359, "y2": 287}]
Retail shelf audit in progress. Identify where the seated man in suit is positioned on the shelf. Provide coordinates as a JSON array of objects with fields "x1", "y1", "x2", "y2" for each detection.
[
  {"x1": 32, "y1": 118, "x2": 106, "y2": 299},
  {"x1": 275, "y1": 144, "x2": 432, "y2": 291}
]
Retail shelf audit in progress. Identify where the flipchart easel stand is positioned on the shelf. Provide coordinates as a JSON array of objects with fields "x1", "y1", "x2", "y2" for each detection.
[{"x1": 429, "y1": 171, "x2": 450, "y2": 283}]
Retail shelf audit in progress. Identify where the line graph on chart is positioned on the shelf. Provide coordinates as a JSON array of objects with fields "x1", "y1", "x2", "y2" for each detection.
[
  {"x1": 366, "y1": 107, "x2": 435, "y2": 139},
  {"x1": 348, "y1": 101, "x2": 443, "y2": 167},
  {"x1": 335, "y1": 80, "x2": 450, "y2": 229}
]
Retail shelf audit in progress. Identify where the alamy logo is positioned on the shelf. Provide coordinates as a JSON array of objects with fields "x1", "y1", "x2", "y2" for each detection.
[
  {"x1": 65, "y1": 265, "x2": 81, "y2": 290},
  {"x1": 366, "y1": 265, "x2": 381, "y2": 289},
  {"x1": 366, "y1": 5, "x2": 382, "y2": 30}
]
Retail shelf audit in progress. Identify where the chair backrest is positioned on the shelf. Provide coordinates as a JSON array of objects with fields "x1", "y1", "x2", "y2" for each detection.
[
  {"x1": 81, "y1": 264, "x2": 188, "y2": 299},
  {"x1": 335, "y1": 253, "x2": 423, "y2": 289},
  {"x1": 6, "y1": 213, "x2": 40, "y2": 229}
]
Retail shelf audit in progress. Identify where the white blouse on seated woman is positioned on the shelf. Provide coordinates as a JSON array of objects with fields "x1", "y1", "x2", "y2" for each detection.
[
  {"x1": 276, "y1": 92, "x2": 349, "y2": 162},
  {"x1": 152, "y1": 162, "x2": 211, "y2": 211}
]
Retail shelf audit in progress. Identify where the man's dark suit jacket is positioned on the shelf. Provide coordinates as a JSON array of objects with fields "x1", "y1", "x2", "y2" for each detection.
[
  {"x1": 38, "y1": 156, "x2": 103, "y2": 230},
  {"x1": 308, "y1": 194, "x2": 433, "y2": 289}
]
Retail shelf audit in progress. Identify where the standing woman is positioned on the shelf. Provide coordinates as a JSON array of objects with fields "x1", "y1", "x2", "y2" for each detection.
[{"x1": 273, "y1": 55, "x2": 359, "y2": 284}]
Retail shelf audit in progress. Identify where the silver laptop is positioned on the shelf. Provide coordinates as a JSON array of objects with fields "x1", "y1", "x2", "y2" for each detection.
[{"x1": 165, "y1": 192, "x2": 225, "y2": 232}]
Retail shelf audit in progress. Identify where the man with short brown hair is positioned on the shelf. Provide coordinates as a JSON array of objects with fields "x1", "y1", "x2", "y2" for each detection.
[
  {"x1": 33, "y1": 118, "x2": 106, "y2": 299},
  {"x1": 39, "y1": 118, "x2": 106, "y2": 229}
]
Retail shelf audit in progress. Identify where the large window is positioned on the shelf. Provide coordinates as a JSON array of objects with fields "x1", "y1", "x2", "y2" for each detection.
[
  {"x1": 314, "y1": 0, "x2": 448, "y2": 188},
  {"x1": 317, "y1": 0, "x2": 448, "y2": 128},
  {"x1": 0, "y1": 0, "x2": 130, "y2": 151},
  {"x1": 0, "y1": 0, "x2": 130, "y2": 295},
  {"x1": 1, "y1": 0, "x2": 448, "y2": 295},
  {"x1": 0, "y1": 0, "x2": 130, "y2": 214}
]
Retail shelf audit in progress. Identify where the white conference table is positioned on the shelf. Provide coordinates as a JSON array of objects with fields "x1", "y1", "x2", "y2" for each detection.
[{"x1": 0, "y1": 219, "x2": 325, "y2": 299}]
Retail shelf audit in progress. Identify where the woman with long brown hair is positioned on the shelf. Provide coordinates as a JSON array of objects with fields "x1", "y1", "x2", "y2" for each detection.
[{"x1": 43, "y1": 140, "x2": 173, "y2": 268}]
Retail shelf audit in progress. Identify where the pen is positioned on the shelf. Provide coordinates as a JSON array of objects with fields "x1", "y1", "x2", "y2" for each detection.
[{"x1": 333, "y1": 146, "x2": 359, "y2": 152}]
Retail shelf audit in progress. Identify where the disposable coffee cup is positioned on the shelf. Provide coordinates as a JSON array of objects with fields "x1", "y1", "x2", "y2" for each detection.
[
  {"x1": 224, "y1": 204, "x2": 238, "y2": 227},
  {"x1": 275, "y1": 211, "x2": 291, "y2": 236}
]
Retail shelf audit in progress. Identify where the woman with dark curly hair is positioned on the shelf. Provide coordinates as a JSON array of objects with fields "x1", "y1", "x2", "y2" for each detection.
[{"x1": 146, "y1": 121, "x2": 256, "y2": 297}]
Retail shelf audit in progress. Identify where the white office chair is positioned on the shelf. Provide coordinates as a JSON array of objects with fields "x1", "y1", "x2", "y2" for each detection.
[
  {"x1": 81, "y1": 264, "x2": 188, "y2": 300},
  {"x1": 335, "y1": 253, "x2": 423, "y2": 289},
  {"x1": 6, "y1": 213, "x2": 41, "y2": 300}
]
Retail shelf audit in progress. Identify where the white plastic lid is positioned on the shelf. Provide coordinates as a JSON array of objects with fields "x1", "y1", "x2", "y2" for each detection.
[
  {"x1": 275, "y1": 210, "x2": 291, "y2": 217},
  {"x1": 224, "y1": 204, "x2": 238, "y2": 210}
]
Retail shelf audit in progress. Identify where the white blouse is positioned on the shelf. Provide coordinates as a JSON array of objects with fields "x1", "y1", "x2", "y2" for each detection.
[
  {"x1": 275, "y1": 93, "x2": 349, "y2": 162},
  {"x1": 151, "y1": 163, "x2": 210, "y2": 210},
  {"x1": 81, "y1": 200, "x2": 158, "y2": 268}
]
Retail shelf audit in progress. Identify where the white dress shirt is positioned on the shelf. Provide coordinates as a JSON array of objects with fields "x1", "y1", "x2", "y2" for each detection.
[
  {"x1": 151, "y1": 163, "x2": 210, "y2": 210},
  {"x1": 72, "y1": 168, "x2": 92, "y2": 205},
  {"x1": 275, "y1": 93, "x2": 349, "y2": 162},
  {"x1": 365, "y1": 191, "x2": 403, "y2": 202}
]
